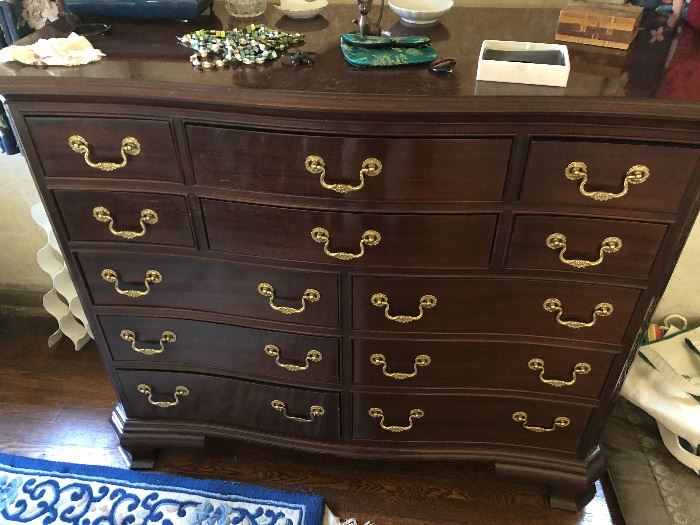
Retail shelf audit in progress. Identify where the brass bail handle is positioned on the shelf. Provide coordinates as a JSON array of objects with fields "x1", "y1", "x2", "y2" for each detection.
[
  {"x1": 368, "y1": 407, "x2": 424, "y2": 433},
  {"x1": 546, "y1": 233, "x2": 622, "y2": 269},
  {"x1": 137, "y1": 383, "x2": 189, "y2": 408},
  {"x1": 264, "y1": 344, "x2": 323, "y2": 372},
  {"x1": 543, "y1": 297, "x2": 613, "y2": 329},
  {"x1": 257, "y1": 282, "x2": 320, "y2": 315},
  {"x1": 311, "y1": 227, "x2": 381, "y2": 260},
  {"x1": 120, "y1": 329, "x2": 176, "y2": 356},
  {"x1": 305, "y1": 155, "x2": 382, "y2": 193},
  {"x1": 565, "y1": 162, "x2": 650, "y2": 202},
  {"x1": 371, "y1": 292, "x2": 437, "y2": 323},
  {"x1": 101, "y1": 268, "x2": 162, "y2": 298},
  {"x1": 93, "y1": 206, "x2": 158, "y2": 240},
  {"x1": 68, "y1": 135, "x2": 141, "y2": 172},
  {"x1": 370, "y1": 353, "x2": 431, "y2": 380},
  {"x1": 512, "y1": 411, "x2": 570, "y2": 433},
  {"x1": 527, "y1": 358, "x2": 591, "y2": 387},
  {"x1": 271, "y1": 400, "x2": 325, "y2": 423}
]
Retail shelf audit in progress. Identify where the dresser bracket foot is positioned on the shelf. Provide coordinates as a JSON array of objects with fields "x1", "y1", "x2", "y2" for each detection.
[
  {"x1": 118, "y1": 445, "x2": 157, "y2": 470},
  {"x1": 110, "y1": 404, "x2": 206, "y2": 469},
  {"x1": 548, "y1": 485, "x2": 597, "y2": 512},
  {"x1": 495, "y1": 449, "x2": 604, "y2": 512}
]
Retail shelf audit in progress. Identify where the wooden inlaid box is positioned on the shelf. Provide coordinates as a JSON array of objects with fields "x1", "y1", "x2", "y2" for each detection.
[{"x1": 556, "y1": 1, "x2": 645, "y2": 49}]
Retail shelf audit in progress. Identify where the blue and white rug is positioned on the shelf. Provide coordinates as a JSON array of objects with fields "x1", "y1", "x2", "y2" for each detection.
[{"x1": 0, "y1": 452, "x2": 365, "y2": 525}]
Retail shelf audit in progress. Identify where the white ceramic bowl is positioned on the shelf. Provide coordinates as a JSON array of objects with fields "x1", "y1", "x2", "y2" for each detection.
[
  {"x1": 276, "y1": 0, "x2": 328, "y2": 19},
  {"x1": 388, "y1": 0, "x2": 454, "y2": 25}
]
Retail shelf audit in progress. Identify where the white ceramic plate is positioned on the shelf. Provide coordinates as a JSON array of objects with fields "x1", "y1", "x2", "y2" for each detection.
[
  {"x1": 388, "y1": 0, "x2": 454, "y2": 24},
  {"x1": 276, "y1": 0, "x2": 328, "y2": 19}
]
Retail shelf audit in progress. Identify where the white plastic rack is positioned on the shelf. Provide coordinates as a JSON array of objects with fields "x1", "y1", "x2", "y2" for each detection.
[{"x1": 31, "y1": 202, "x2": 93, "y2": 350}]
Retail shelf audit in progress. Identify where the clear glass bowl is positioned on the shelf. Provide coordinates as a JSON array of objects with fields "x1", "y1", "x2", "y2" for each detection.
[{"x1": 225, "y1": 0, "x2": 267, "y2": 17}]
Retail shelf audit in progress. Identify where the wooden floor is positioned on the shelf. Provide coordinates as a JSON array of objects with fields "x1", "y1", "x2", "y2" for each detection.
[{"x1": 0, "y1": 312, "x2": 625, "y2": 525}]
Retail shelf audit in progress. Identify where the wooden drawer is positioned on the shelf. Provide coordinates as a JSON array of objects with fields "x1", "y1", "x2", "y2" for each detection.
[
  {"x1": 353, "y1": 339, "x2": 615, "y2": 399},
  {"x1": 203, "y1": 200, "x2": 497, "y2": 269},
  {"x1": 101, "y1": 315, "x2": 340, "y2": 385},
  {"x1": 188, "y1": 125, "x2": 511, "y2": 202},
  {"x1": 520, "y1": 139, "x2": 699, "y2": 213},
  {"x1": 54, "y1": 190, "x2": 195, "y2": 247},
  {"x1": 118, "y1": 370, "x2": 340, "y2": 440},
  {"x1": 506, "y1": 215, "x2": 667, "y2": 278},
  {"x1": 352, "y1": 276, "x2": 641, "y2": 344},
  {"x1": 78, "y1": 252, "x2": 340, "y2": 328},
  {"x1": 352, "y1": 393, "x2": 592, "y2": 452},
  {"x1": 26, "y1": 116, "x2": 181, "y2": 182}
]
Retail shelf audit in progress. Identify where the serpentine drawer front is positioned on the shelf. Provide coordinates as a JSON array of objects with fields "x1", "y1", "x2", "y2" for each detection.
[
  {"x1": 353, "y1": 276, "x2": 640, "y2": 343},
  {"x1": 352, "y1": 393, "x2": 592, "y2": 452},
  {"x1": 520, "y1": 139, "x2": 699, "y2": 213},
  {"x1": 506, "y1": 215, "x2": 668, "y2": 278},
  {"x1": 203, "y1": 200, "x2": 497, "y2": 268},
  {"x1": 118, "y1": 370, "x2": 341, "y2": 440},
  {"x1": 101, "y1": 316, "x2": 341, "y2": 385},
  {"x1": 25, "y1": 117, "x2": 182, "y2": 182},
  {"x1": 54, "y1": 190, "x2": 195, "y2": 247},
  {"x1": 352, "y1": 339, "x2": 615, "y2": 399},
  {"x1": 188, "y1": 125, "x2": 511, "y2": 201},
  {"x1": 78, "y1": 252, "x2": 340, "y2": 327},
  {"x1": 6, "y1": 5, "x2": 700, "y2": 512}
]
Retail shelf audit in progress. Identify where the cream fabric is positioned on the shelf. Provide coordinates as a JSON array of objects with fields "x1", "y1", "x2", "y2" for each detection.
[
  {"x1": 621, "y1": 325, "x2": 700, "y2": 473},
  {"x1": 0, "y1": 32, "x2": 104, "y2": 66}
]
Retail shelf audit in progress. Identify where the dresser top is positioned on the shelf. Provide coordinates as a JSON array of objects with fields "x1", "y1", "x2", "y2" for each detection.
[{"x1": 1, "y1": 2, "x2": 698, "y2": 119}]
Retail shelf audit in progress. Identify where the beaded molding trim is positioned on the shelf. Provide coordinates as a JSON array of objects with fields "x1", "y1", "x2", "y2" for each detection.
[{"x1": 178, "y1": 24, "x2": 305, "y2": 68}]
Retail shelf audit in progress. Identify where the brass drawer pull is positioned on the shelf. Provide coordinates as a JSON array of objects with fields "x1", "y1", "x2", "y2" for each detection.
[
  {"x1": 311, "y1": 227, "x2": 381, "y2": 260},
  {"x1": 257, "y1": 282, "x2": 320, "y2": 315},
  {"x1": 512, "y1": 411, "x2": 570, "y2": 433},
  {"x1": 370, "y1": 353, "x2": 431, "y2": 380},
  {"x1": 101, "y1": 268, "x2": 162, "y2": 298},
  {"x1": 528, "y1": 358, "x2": 591, "y2": 387},
  {"x1": 264, "y1": 344, "x2": 322, "y2": 372},
  {"x1": 137, "y1": 383, "x2": 189, "y2": 408},
  {"x1": 93, "y1": 206, "x2": 158, "y2": 240},
  {"x1": 68, "y1": 135, "x2": 141, "y2": 172},
  {"x1": 565, "y1": 162, "x2": 650, "y2": 202},
  {"x1": 120, "y1": 329, "x2": 176, "y2": 356},
  {"x1": 369, "y1": 407, "x2": 424, "y2": 433},
  {"x1": 546, "y1": 233, "x2": 622, "y2": 269},
  {"x1": 271, "y1": 400, "x2": 325, "y2": 423},
  {"x1": 543, "y1": 297, "x2": 613, "y2": 329},
  {"x1": 305, "y1": 155, "x2": 382, "y2": 194},
  {"x1": 371, "y1": 292, "x2": 437, "y2": 324}
]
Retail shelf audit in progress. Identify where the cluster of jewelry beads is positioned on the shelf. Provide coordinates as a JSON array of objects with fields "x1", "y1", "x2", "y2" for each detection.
[{"x1": 178, "y1": 25, "x2": 305, "y2": 68}]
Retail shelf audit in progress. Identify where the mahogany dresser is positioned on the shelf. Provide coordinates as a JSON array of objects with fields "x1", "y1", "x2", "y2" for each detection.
[{"x1": 2, "y1": 3, "x2": 699, "y2": 512}]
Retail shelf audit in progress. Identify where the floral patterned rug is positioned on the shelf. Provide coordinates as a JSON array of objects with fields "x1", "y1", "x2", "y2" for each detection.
[
  {"x1": 0, "y1": 452, "x2": 333, "y2": 525},
  {"x1": 601, "y1": 399, "x2": 700, "y2": 525}
]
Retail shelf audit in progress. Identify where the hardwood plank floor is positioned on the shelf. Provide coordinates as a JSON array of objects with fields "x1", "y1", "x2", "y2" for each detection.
[{"x1": 0, "y1": 313, "x2": 625, "y2": 525}]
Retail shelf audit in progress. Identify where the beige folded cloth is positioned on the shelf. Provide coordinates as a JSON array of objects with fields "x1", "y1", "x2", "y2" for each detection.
[{"x1": 0, "y1": 32, "x2": 105, "y2": 66}]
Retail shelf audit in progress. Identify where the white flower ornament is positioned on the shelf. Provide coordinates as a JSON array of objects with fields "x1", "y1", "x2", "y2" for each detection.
[{"x1": 21, "y1": 0, "x2": 60, "y2": 30}]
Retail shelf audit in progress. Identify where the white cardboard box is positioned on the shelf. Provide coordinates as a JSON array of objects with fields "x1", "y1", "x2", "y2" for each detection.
[{"x1": 476, "y1": 40, "x2": 570, "y2": 88}]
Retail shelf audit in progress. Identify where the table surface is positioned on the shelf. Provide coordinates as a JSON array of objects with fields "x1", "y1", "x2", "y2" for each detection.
[{"x1": 0, "y1": 2, "x2": 698, "y2": 115}]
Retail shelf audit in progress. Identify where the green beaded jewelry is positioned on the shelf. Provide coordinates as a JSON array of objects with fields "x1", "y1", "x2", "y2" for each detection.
[{"x1": 178, "y1": 24, "x2": 305, "y2": 68}]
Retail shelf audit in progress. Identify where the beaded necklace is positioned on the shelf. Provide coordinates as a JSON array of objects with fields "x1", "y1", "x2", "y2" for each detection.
[{"x1": 178, "y1": 24, "x2": 305, "y2": 68}]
